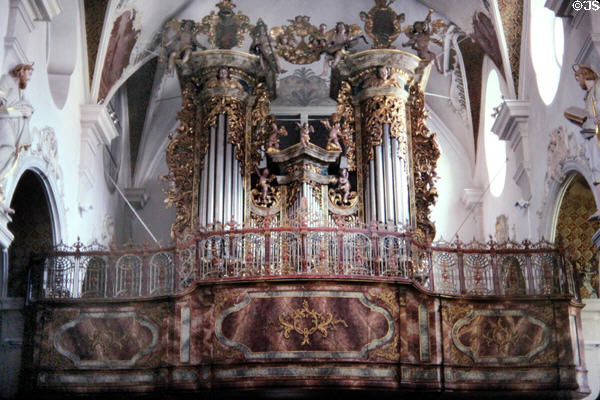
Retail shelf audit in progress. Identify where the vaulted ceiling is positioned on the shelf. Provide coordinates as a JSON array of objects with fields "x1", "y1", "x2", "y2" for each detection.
[{"x1": 83, "y1": 0, "x2": 520, "y2": 187}]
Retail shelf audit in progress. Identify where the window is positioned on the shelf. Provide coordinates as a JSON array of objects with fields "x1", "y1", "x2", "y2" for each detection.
[
  {"x1": 530, "y1": 0, "x2": 564, "y2": 105},
  {"x1": 484, "y1": 69, "x2": 506, "y2": 197}
]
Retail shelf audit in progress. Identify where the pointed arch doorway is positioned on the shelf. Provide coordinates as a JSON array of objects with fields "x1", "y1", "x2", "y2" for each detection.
[{"x1": 0, "y1": 170, "x2": 55, "y2": 398}]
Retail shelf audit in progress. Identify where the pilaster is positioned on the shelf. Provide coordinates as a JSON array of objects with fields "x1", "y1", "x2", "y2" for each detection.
[{"x1": 492, "y1": 100, "x2": 532, "y2": 200}]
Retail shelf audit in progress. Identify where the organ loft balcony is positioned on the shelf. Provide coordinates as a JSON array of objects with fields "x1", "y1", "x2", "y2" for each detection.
[{"x1": 27, "y1": 2, "x2": 590, "y2": 398}]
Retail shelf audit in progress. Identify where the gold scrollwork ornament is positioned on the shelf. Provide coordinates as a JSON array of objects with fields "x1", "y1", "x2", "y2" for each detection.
[{"x1": 278, "y1": 300, "x2": 348, "y2": 346}]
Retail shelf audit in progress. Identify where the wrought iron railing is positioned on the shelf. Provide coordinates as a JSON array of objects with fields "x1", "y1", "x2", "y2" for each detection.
[{"x1": 38, "y1": 226, "x2": 577, "y2": 300}]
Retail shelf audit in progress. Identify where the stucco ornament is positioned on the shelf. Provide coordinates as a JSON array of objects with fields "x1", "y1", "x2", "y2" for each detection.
[{"x1": 0, "y1": 63, "x2": 34, "y2": 210}]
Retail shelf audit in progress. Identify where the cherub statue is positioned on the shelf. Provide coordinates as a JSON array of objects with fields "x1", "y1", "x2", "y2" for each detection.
[
  {"x1": 335, "y1": 168, "x2": 352, "y2": 204},
  {"x1": 295, "y1": 122, "x2": 314, "y2": 146},
  {"x1": 255, "y1": 167, "x2": 276, "y2": 203},
  {"x1": 565, "y1": 64, "x2": 600, "y2": 140},
  {"x1": 321, "y1": 116, "x2": 346, "y2": 152},
  {"x1": 0, "y1": 63, "x2": 34, "y2": 209},
  {"x1": 321, "y1": 22, "x2": 368, "y2": 76},
  {"x1": 204, "y1": 67, "x2": 243, "y2": 90},
  {"x1": 162, "y1": 19, "x2": 206, "y2": 74},
  {"x1": 402, "y1": 9, "x2": 444, "y2": 74},
  {"x1": 362, "y1": 65, "x2": 403, "y2": 89},
  {"x1": 266, "y1": 116, "x2": 287, "y2": 153},
  {"x1": 250, "y1": 19, "x2": 287, "y2": 74}
]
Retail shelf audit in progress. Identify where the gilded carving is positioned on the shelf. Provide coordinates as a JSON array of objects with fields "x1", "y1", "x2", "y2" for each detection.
[
  {"x1": 202, "y1": 96, "x2": 246, "y2": 169},
  {"x1": 409, "y1": 85, "x2": 439, "y2": 242},
  {"x1": 329, "y1": 169, "x2": 358, "y2": 209},
  {"x1": 452, "y1": 310, "x2": 551, "y2": 363},
  {"x1": 252, "y1": 167, "x2": 280, "y2": 208},
  {"x1": 362, "y1": 95, "x2": 407, "y2": 162},
  {"x1": 359, "y1": 0, "x2": 406, "y2": 49},
  {"x1": 278, "y1": 300, "x2": 348, "y2": 346},
  {"x1": 270, "y1": 17, "x2": 365, "y2": 71},
  {"x1": 165, "y1": 81, "x2": 197, "y2": 238},
  {"x1": 335, "y1": 80, "x2": 356, "y2": 170},
  {"x1": 250, "y1": 83, "x2": 272, "y2": 170}
]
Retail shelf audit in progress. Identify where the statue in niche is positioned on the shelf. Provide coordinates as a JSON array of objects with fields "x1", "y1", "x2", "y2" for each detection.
[
  {"x1": 359, "y1": 0, "x2": 406, "y2": 49},
  {"x1": 162, "y1": 19, "x2": 205, "y2": 74},
  {"x1": 565, "y1": 64, "x2": 600, "y2": 141},
  {"x1": 250, "y1": 19, "x2": 287, "y2": 74},
  {"x1": 205, "y1": 67, "x2": 243, "y2": 90},
  {"x1": 295, "y1": 122, "x2": 314, "y2": 146},
  {"x1": 402, "y1": 9, "x2": 445, "y2": 74},
  {"x1": 362, "y1": 65, "x2": 403, "y2": 89},
  {"x1": 255, "y1": 167, "x2": 276, "y2": 204},
  {"x1": 321, "y1": 115, "x2": 347, "y2": 152},
  {"x1": 266, "y1": 116, "x2": 287, "y2": 153},
  {"x1": 0, "y1": 63, "x2": 34, "y2": 208},
  {"x1": 320, "y1": 22, "x2": 368, "y2": 76}
]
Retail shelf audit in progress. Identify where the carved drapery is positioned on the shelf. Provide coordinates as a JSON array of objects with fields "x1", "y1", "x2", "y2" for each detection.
[
  {"x1": 361, "y1": 95, "x2": 407, "y2": 162},
  {"x1": 409, "y1": 85, "x2": 440, "y2": 242}
]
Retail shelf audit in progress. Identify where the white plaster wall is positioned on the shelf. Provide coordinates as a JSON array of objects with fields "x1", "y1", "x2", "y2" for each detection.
[{"x1": 0, "y1": 1, "x2": 119, "y2": 245}]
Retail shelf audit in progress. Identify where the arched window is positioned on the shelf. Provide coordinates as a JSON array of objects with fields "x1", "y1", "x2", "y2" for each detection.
[
  {"x1": 530, "y1": 0, "x2": 564, "y2": 105},
  {"x1": 483, "y1": 68, "x2": 506, "y2": 197}
]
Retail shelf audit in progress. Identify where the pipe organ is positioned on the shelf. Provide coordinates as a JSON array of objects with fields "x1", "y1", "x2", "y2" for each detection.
[
  {"x1": 33, "y1": 2, "x2": 589, "y2": 397},
  {"x1": 166, "y1": 50, "x2": 438, "y2": 242}
]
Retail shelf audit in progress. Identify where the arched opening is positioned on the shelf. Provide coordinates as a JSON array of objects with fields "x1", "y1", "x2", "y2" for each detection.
[
  {"x1": 0, "y1": 170, "x2": 54, "y2": 398},
  {"x1": 555, "y1": 174, "x2": 599, "y2": 299}
]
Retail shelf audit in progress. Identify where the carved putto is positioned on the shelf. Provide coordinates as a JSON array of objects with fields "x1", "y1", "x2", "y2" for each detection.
[
  {"x1": 161, "y1": 19, "x2": 205, "y2": 74},
  {"x1": 250, "y1": 19, "x2": 287, "y2": 74},
  {"x1": 359, "y1": 0, "x2": 406, "y2": 49},
  {"x1": 320, "y1": 22, "x2": 368, "y2": 76},
  {"x1": 204, "y1": 67, "x2": 243, "y2": 90},
  {"x1": 296, "y1": 122, "x2": 314, "y2": 146},
  {"x1": 329, "y1": 168, "x2": 357, "y2": 207},
  {"x1": 253, "y1": 167, "x2": 278, "y2": 207},
  {"x1": 199, "y1": 0, "x2": 252, "y2": 49},
  {"x1": 362, "y1": 65, "x2": 403, "y2": 89},
  {"x1": 401, "y1": 9, "x2": 447, "y2": 74},
  {"x1": 269, "y1": 17, "x2": 366, "y2": 75},
  {"x1": 321, "y1": 115, "x2": 348, "y2": 152},
  {"x1": 265, "y1": 115, "x2": 287, "y2": 153}
]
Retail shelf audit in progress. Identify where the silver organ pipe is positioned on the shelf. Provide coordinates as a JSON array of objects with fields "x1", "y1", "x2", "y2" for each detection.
[
  {"x1": 214, "y1": 114, "x2": 225, "y2": 224},
  {"x1": 224, "y1": 136, "x2": 233, "y2": 224},
  {"x1": 369, "y1": 159, "x2": 377, "y2": 222},
  {"x1": 375, "y1": 143, "x2": 386, "y2": 223},
  {"x1": 206, "y1": 124, "x2": 217, "y2": 225},
  {"x1": 382, "y1": 124, "x2": 395, "y2": 225},
  {"x1": 391, "y1": 135, "x2": 403, "y2": 225}
]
